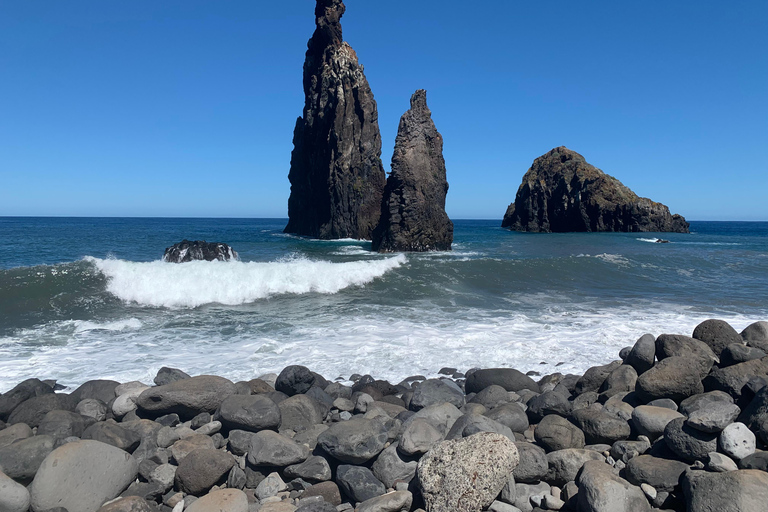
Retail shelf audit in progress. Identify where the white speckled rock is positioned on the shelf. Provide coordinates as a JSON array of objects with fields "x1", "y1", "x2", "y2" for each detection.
[
  {"x1": 718, "y1": 422, "x2": 756, "y2": 460},
  {"x1": 29, "y1": 440, "x2": 138, "y2": 512},
  {"x1": 417, "y1": 432, "x2": 519, "y2": 512},
  {"x1": 0, "y1": 470, "x2": 30, "y2": 512}
]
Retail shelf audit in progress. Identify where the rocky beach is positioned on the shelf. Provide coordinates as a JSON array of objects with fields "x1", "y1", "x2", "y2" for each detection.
[{"x1": 2, "y1": 318, "x2": 768, "y2": 512}]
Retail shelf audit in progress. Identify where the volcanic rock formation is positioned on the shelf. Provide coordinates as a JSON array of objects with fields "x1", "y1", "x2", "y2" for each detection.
[
  {"x1": 163, "y1": 240, "x2": 238, "y2": 263},
  {"x1": 502, "y1": 147, "x2": 689, "y2": 233},
  {"x1": 372, "y1": 90, "x2": 453, "y2": 252},
  {"x1": 284, "y1": 0, "x2": 386, "y2": 240}
]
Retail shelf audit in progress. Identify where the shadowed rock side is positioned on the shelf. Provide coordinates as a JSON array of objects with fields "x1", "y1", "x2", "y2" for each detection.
[
  {"x1": 372, "y1": 90, "x2": 453, "y2": 252},
  {"x1": 502, "y1": 147, "x2": 689, "y2": 233},
  {"x1": 284, "y1": 0, "x2": 386, "y2": 240}
]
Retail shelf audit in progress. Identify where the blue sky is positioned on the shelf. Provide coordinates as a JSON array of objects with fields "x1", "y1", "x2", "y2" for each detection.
[{"x1": 1, "y1": 1, "x2": 766, "y2": 220}]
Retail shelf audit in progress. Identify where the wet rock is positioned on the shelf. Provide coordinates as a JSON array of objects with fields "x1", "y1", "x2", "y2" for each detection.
[
  {"x1": 163, "y1": 240, "x2": 238, "y2": 262},
  {"x1": 502, "y1": 146, "x2": 688, "y2": 233},
  {"x1": 417, "y1": 432, "x2": 519, "y2": 512},
  {"x1": 29, "y1": 440, "x2": 138, "y2": 512},
  {"x1": 372, "y1": 89, "x2": 453, "y2": 252},
  {"x1": 285, "y1": 0, "x2": 386, "y2": 240},
  {"x1": 0, "y1": 379, "x2": 53, "y2": 422},
  {"x1": 136, "y1": 375, "x2": 236, "y2": 418}
]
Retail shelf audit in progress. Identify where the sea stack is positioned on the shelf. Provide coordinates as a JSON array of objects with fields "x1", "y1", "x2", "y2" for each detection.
[
  {"x1": 502, "y1": 147, "x2": 689, "y2": 233},
  {"x1": 372, "y1": 90, "x2": 453, "y2": 252},
  {"x1": 284, "y1": 0, "x2": 386, "y2": 240}
]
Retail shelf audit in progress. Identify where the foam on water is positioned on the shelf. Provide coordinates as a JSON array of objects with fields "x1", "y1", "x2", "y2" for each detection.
[{"x1": 86, "y1": 254, "x2": 406, "y2": 308}]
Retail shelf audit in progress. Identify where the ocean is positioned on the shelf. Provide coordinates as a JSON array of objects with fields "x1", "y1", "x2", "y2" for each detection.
[{"x1": 1, "y1": 217, "x2": 767, "y2": 392}]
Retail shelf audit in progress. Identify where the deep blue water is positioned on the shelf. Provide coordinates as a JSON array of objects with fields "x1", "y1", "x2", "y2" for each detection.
[{"x1": 1, "y1": 217, "x2": 766, "y2": 390}]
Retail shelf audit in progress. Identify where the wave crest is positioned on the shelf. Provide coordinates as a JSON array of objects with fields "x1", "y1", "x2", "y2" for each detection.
[{"x1": 87, "y1": 255, "x2": 406, "y2": 308}]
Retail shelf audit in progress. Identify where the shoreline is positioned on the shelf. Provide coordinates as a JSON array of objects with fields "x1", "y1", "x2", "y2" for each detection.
[{"x1": 2, "y1": 318, "x2": 768, "y2": 511}]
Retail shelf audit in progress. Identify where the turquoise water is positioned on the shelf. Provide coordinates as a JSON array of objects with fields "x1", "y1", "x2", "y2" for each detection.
[{"x1": 1, "y1": 218, "x2": 766, "y2": 390}]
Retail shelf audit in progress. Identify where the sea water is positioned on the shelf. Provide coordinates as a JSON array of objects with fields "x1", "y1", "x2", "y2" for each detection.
[{"x1": 1, "y1": 217, "x2": 766, "y2": 391}]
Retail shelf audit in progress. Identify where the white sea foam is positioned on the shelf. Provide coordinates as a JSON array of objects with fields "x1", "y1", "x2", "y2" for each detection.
[
  {"x1": 73, "y1": 318, "x2": 142, "y2": 333},
  {"x1": 85, "y1": 254, "x2": 406, "y2": 308},
  {"x1": 637, "y1": 237, "x2": 660, "y2": 243}
]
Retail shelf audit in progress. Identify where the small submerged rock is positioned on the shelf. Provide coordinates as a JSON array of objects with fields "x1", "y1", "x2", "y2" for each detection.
[{"x1": 162, "y1": 240, "x2": 238, "y2": 263}]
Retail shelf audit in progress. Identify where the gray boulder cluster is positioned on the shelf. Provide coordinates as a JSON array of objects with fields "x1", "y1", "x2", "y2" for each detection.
[{"x1": 2, "y1": 320, "x2": 768, "y2": 512}]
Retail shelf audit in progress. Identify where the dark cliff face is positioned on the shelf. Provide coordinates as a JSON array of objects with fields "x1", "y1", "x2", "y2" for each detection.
[
  {"x1": 502, "y1": 147, "x2": 689, "y2": 233},
  {"x1": 284, "y1": 0, "x2": 386, "y2": 240},
  {"x1": 372, "y1": 90, "x2": 453, "y2": 252}
]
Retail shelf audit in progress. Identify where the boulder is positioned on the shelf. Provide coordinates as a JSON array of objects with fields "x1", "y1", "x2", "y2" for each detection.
[
  {"x1": 76, "y1": 398, "x2": 108, "y2": 422},
  {"x1": 703, "y1": 357, "x2": 768, "y2": 397},
  {"x1": 625, "y1": 334, "x2": 656, "y2": 375},
  {"x1": 417, "y1": 432, "x2": 519, "y2": 512},
  {"x1": 534, "y1": 414, "x2": 586, "y2": 451},
  {"x1": 465, "y1": 369, "x2": 539, "y2": 394},
  {"x1": 409, "y1": 379, "x2": 465, "y2": 411},
  {"x1": 217, "y1": 394, "x2": 281, "y2": 432},
  {"x1": 0, "y1": 434, "x2": 55, "y2": 481},
  {"x1": 279, "y1": 394, "x2": 325, "y2": 431},
  {"x1": 136, "y1": 375, "x2": 236, "y2": 418},
  {"x1": 247, "y1": 430, "x2": 309, "y2": 467},
  {"x1": 355, "y1": 490, "x2": 413, "y2": 512},
  {"x1": 169, "y1": 434, "x2": 215, "y2": 463},
  {"x1": 511, "y1": 442, "x2": 548, "y2": 483},
  {"x1": 301, "y1": 481, "x2": 342, "y2": 506},
  {"x1": 7, "y1": 393, "x2": 75, "y2": 427},
  {"x1": 174, "y1": 448, "x2": 235, "y2": 496},
  {"x1": 70, "y1": 379, "x2": 120, "y2": 405},
  {"x1": 680, "y1": 390, "x2": 735, "y2": 416},
  {"x1": 82, "y1": 422, "x2": 142, "y2": 452},
  {"x1": 398, "y1": 418, "x2": 442, "y2": 456},
  {"x1": 501, "y1": 146, "x2": 689, "y2": 233},
  {"x1": 484, "y1": 402, "x2": 529, "y2": 433},
  {"x1": 0, "y1": 423, "x2": 33, "y2": 449},
  {"x1": 284, "y1": 0, "x2": 386, "y2": 239},
  {"x1": 185, "y1": 489, "x2": 249, "y2": 512},
  {"x1": 0, "y1": 379, "x2": 53, "y2": 422},
  {"x1": 28, "y1": 440, "x2": 138, "y2": 512},
  {"x1": 285, "y1": 455, "x2": 332, "y2": 482},
  {"x1": 738, "y1": 450, "x2": 768, "y2": 471},
  {"x1": 599, "y1": 365, "x2": 638, "y2": 399},
  {"x1": 623, "y1": 454, "x2": 689, "y2": 492},
  {"x1": 336, "y1": 464, "x2": 385, "y2": 503},
  {"x1": 545, "y1": 448, "x2": 604, "y2": 486},
  {"x1": 570, "y1": 407, "x2": 631, "y2": 444},
  {"x1": 404, "y1": 402, "x2": 462, "y2": 436},
  {"x1": 36, "y1": 410, "x2": 88, "y2": 440},
  {"x1": 317, "y1": 418, "x2": 388, "y2": 464},
  {"x1": 526, "y1": 390, "x2": 571, "y2": 422},
  {"x1": 372, "y1": 89, "x2": 453, "y2": 252},
  {"x1": 654, "y1": 335, "x2": 717, "y2": 378},
  {"x1": 0, "y1": 470, "x2": 30, "y2": 512},
  {"x1": 469, "y1": 385, "x2": 511, "y2": 409},
  {"x1": 371, "y1": 443, "x2": 418, "y2": 488},
  {"x1": 162, "y1": 240, "x2": 238, "y2": 262},
  {"x1": 720, "y1": 343, "x2": 766, "y2": 367},
  {"x1": 707, "y1": 452, "x2": 739, "y2": 472},
  {"x1": 574, "y1": 361, "x2": 622, "y2": 395},
  {"x1": 153, "y1": 367, "x2": 191, "y2": 386},
  {"x1": 685, "y1": 401, "x2": 740, "y2": 433},
  {"x1": 513, "y1": 481, "x2": 551, "y2": 512},
  {"x1": 738, "y1": 385, "x2": 768, "y2": 431},
  {"x1": 742, "y1": 321, "x2": 768, "y2": 350},
  {"x1": 718, "y1": 422, "x2": 755, "y2": 460},
  {"x1": 576, "y1": 460, "x2": 650, "y2": 512},
  {"x1": 681, "y1": 468, "x2": 768, "y2": 512},
  {"x1": 664, "y1": 417, "x2": 718, "y2": 462},
  {"x1": 445, "y1": 414, "x2": 515, "y2": 442},
  {"x1": 692, "y1": 319, "x2": 743, "y2": 358},
  {"x1": 275, "y1": 366, "x2": 316, "y2": 397},
  {"x1": 635, "y1": 356, "x2": 704, "y2": 403}
]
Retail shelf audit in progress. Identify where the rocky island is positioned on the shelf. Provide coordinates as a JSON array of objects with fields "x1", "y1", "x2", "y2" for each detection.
[
  {"x1": 372, "y1": 90, "x2": 453, "y2": 253},
  {"x1": 163, "y1": 240, "x2": 239, "y2": 263},
  {"x1": 284, "y1": 0, "x2": 386, "y2": 240},
  {"x1": 502, "y1": 147, "x2": 689, "y2": 233}
]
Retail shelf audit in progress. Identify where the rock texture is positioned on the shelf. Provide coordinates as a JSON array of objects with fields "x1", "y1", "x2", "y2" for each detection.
[
  {"x1": 285, "y1": 0, "x2": 386, "y2": 240},
  {"x1": 501, "y1": 147, "x2": 689, "y2": 233},
  {"x1": 162, "y1": 240, "x2": 238, "y2": 263},
  {"x1": 372, "y1": 90, "x2": 453, "y2": 252}
]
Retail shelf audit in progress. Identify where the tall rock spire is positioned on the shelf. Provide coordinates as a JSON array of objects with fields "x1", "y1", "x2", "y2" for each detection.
[
  {"x1": 284, "y1": 0, "x2": 386, "y2": 240},
  {"x1": 372, "y1": 90, "x2": 454, "y2": 252}
]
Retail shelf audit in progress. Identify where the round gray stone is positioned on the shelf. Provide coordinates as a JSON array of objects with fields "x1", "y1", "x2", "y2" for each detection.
[{"x1": 217, "y1": 394, "x2": 281, "y2": 432}]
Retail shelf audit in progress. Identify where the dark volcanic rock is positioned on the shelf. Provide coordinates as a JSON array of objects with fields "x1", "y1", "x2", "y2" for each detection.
[
  {"x1": 501, "y1": 147, "x2": 689, "y2": 233},
  {"x1": 285, "y1": 0, "x2": 386, "y2": 240},
  {"x1": 372, "y1": 89, "x2": 453, "y2": 252},
  {"x1": 0, "y1": 378, "x2": 53, "y2": 421},
  {"x1": 162, "y1": 240, "x2": 238, "y2": 263},
  {"x1": 465, "y1": 368, "x2": 539, "y2": 394}
]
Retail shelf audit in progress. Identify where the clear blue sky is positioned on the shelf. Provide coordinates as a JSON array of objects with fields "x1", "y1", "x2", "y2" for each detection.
[{"x1": 1, "y1": 1, "x2": 766, "y2": 220}]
